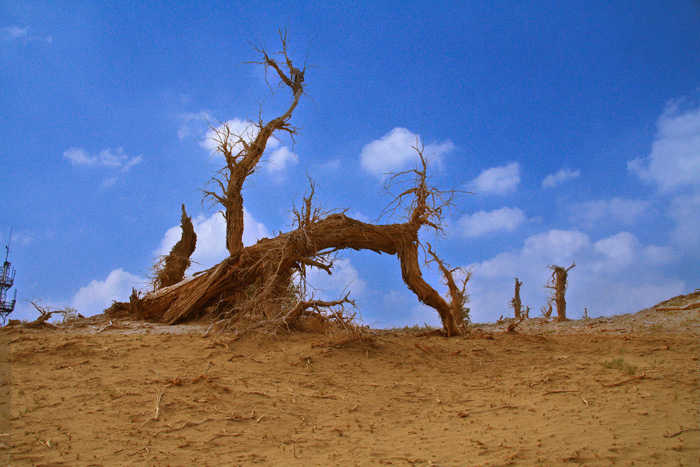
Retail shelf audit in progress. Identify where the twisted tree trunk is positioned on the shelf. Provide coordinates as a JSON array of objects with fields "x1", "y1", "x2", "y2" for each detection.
[{"x1": 141, "y1": 214, "x2": 462, "y2": 335}]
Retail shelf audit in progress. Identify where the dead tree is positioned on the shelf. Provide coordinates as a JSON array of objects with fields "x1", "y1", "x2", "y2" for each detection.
[
  {"x1": 152, "y1": 205, "x2": 197, "y2": 290},
  {"x1": 541, "y1": 301, "x2": 553, "y2": 319},
  {"x1": 118, "y1": 31, "x2": 467, "y2": 336},
  {"x1": 546, "y1": 262, "x2": 576, "y2": 322},
  {"x1": 509, "y1": 278, "x2": 523, "y2": 319},
  {"x1": 202, "y1": 30, "x2": 306, "y2": 257}
]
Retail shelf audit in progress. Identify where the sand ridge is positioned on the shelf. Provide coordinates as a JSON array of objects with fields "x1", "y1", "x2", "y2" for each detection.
[{"x1": 3, "y1": 294, "x2": 699, "y2": 466}]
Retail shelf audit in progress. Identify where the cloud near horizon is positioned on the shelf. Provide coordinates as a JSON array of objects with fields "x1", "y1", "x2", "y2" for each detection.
[
  {"x1": 71, "y1": 269, "x2": 144, "y2": 317},
  {"x1": 464, "y1": 229, "x2": 683, "y2": 324}
]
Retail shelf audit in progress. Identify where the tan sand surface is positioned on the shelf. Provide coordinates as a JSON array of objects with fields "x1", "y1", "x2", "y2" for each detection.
[{"x1": 3, "y1": 293, "x2": 699, "y2": 466}]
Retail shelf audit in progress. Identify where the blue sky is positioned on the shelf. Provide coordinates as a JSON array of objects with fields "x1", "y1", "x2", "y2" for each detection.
[{"x1": 2, "y1": 1, "x2": 699, "y2": 326}]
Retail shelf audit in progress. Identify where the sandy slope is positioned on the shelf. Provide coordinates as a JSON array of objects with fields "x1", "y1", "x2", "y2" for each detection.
[{"x1": 3, "y1": 293, "x2": 699, "y2": 466}]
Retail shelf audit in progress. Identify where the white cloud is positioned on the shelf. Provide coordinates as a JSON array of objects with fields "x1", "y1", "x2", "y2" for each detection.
[
  {"x1": 464, "y1": 229, "x2": 684, "y2": 323},
  {"x1": 470, "y1": 162, "x2": 520, "y2": 195},
  {"x1": 1, "y1": 25, "x2": 51, "y2": 44},
  {"x1": 628, "y1": 100, "x2": 700, "y2": 192},
  {"x1": 457, "y1": 207, "x2": 526, "y2": 238},
  {"x1": 306, "y1": 258, "x2": 366, "y2": 301},
  {"x1": 570, "y1": 197, "x2": 649, "y2": 227},
  {"x1": 201, "y1": 118, "x2": 259, "y2": 153},
  {"x1": 178, "y1": 111, "x2": 213, "y2": 140},
  {"x1": 3, "y1": 25, "x2": 27, "y2": 39},
  {"x1": 63, "y1": 147, "x2": 142, "y2": 172},
  {"x1": 266, "y1": 146, "x2": 298, "y2": 173},
  {"x1": 155, "y1": 209, "x2": 271, "y2": 272},
  {"x1": 71, "y1": 269, "x2": 144, "y2": 317},
  {"x1": 669, "y1": 192, "x2": 700, "y2": 249},
  {"x1": 542, "y1": 168, "x2": 580, "y2": 188},
  {"x1": 360, "y1": 127, "x2": 455, "y2": 178}
]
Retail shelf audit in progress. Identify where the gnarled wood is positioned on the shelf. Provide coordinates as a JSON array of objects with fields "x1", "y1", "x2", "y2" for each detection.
[{"x1": 153, "y1": 205, "x2": 196, "y2": 290}]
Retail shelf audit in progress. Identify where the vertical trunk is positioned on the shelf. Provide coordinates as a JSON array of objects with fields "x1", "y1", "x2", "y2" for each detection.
[
  {"x1": 512, "y1": 278, "x2": 523, "y2": 319},
  {"x1": 154, "y1": 205, "x2": 197, "y2": 289},
  {"x1": 397, "y1": 239, "x2": 461, "y2": 336},
  {"x1": 226, "y1": 190, "x2": 245, "y2": 256}
]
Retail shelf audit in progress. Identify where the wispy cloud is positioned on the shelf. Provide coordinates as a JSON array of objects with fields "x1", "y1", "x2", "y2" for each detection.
[
  {"x1": 2, "y1": 25, "x2": 52, "y2": 44},
  {"x1": 569, "y1": 197, "x2": 650, "y2": 228},
  {"x1": 360, "y1": 127, "x2": 455, "y2": 178},
  {"x1": 63, "y1": 147, "x2": 142, "y2": 172},
  {"x1": 628, "y1": 96, "x2": 700, "y2": 254},
  {"x1": 177, "y1": 110, "x2": 214, "y2": 140},
  {"x1": 542, "y1": 168, "x2": 580, "y2": 188},
  {"x1": 470, "y1": 162, "x2": 520, "y2": 195},
  {"x1": 457, "y1": 207, "x2": 527, "y2": 238}
]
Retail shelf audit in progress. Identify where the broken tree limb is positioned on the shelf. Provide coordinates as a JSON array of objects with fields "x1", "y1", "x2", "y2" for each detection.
[{"x1": 152, "y1": 204, "x2": 197, "y2": 290}]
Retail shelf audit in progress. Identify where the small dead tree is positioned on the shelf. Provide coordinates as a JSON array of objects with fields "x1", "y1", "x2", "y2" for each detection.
[
  {"x1": 152, "y1": 205, "x2": 197, "y2": 290},
  {"x1": 546, "y1": 262, "x2": 576, "y2": 322},
  {"x1": 509, "y1": 277, "x2": 523, "y2": 319},
  {"x1": 540, "y1": 301, "x2": 553, "y2": 319},
  {"x1": 426, "y1": 243, "x2": 472, "y2": 326}
]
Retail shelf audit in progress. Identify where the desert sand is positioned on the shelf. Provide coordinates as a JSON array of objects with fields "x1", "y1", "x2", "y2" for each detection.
[{"x1": 2, "y1": 293, "x2": 699, "y2": 466}]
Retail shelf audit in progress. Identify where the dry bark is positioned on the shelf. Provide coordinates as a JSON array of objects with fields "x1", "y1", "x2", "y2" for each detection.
[
  {"x1": 153, "y1": 205, "x2": 197, "y2": 290},
  {"x1": 547, "y1": 262, "x2": 576, "y2": 322},
  {"x1": 510, "y1": 278, "x2": 523, "y2": 319},
  {"x1": 202, "y1": 30, "x2": 305, "y2": 256},
  {"x1": 140, "y1": 212, "x2": 462, "y2": 335}
]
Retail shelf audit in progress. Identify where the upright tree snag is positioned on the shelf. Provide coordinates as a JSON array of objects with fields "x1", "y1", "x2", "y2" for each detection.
[
  {"x1": 202, "y1": 30, "x2": 306, "y2": 256},
  {"x1": 509, "y1": 277, "x2": 523, "y2": 319},
  {"x1": 546, "y1": 262, "x2": 576, "y2": 322},
  {"x1": 120, "y1": 32, "x2": 467, "y2": 336},
  {"x1": 152, "y1": 205, "x2": 197, "y2": 290}
]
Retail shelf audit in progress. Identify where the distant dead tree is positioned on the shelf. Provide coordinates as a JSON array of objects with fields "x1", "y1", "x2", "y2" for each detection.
[
  {"x1": 509, "y1": 278, "x2": 523, "y2": 319},
  {"x1": 546, "y1": 262, "x2": 576, "y2": 322},
  {"x1": 111, "y1": 30, "x2": 469, "y2": 336},
  {"x1": 540, "y1": 301, "x2": 553, "y2": 319}
]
